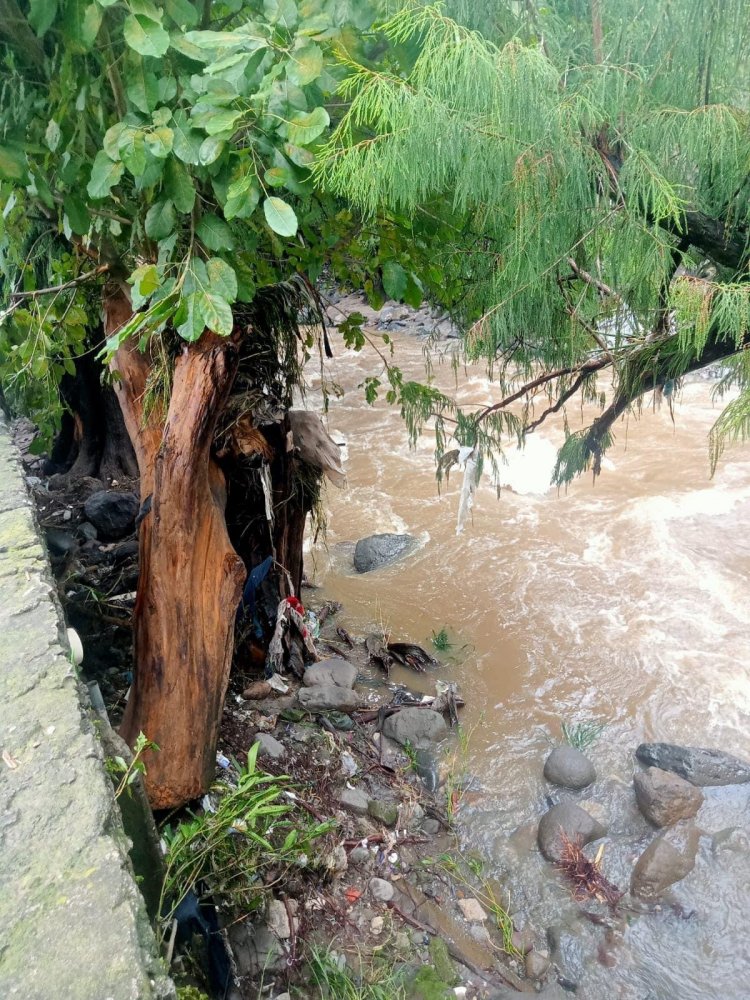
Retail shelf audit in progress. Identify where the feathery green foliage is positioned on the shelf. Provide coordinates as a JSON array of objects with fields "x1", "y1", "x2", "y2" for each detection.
[{"x1": 317, "y1": 0, "x2": 750, "y2": 482}]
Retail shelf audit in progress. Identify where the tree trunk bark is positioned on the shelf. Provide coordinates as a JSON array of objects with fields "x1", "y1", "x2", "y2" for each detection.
[
  {"x1": 104, "y1": 283, "x2": 245, "y2": 808},
  {"x1": 45, "y1": 341, "x2": 138, "y2": 482}
]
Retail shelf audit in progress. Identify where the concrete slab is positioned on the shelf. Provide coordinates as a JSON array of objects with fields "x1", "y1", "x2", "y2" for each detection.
[{"x1": 0, "y1": 415, "x2": 174, "y2": 1000}]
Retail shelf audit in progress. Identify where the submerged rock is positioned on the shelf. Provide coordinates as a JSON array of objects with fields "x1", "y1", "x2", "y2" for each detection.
[
  {"x1": 537, "y1": 802, "x2": 607, "y2": 862},
  {"x1": 353, "y1": 533, "x2": 418, "y2": 573},
  {"x1": 303, "y1": 657, "x2": 357, "y2": 689},
  {"x1": 635, "y1": 742, "x2": 750, "y2": 786},
  {"x1": 543, "y1": 746, "x2": 596, "y2": 789},
  {"x1": 634, "y1": 767, "x2": 704, "y2": 827},
  {"x1": 631, "y1": 823, "x2": 700, "y2": 899},
  {"x1": 382, "y1": 707, "x2": 448, "y2": 748},
  {"x1": 83, "y1": 489, "x2": 139, "y2": 540}
]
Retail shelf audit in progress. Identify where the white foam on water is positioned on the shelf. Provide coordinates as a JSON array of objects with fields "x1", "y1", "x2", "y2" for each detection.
[{"x1": 492, "y1": 434, "x2": 559, "y2": 495}]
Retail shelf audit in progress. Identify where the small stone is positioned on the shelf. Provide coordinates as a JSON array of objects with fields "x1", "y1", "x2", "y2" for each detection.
[
  {"x1": 370, "y1": 915, "x2": 385, "y2": 935},
  {"x1": 511, "y1": 927, "x2": 535, "y2": 954},
  {"x1": 266, "y1": 899, "x2": 291, "y2": 939},
  {"x1": 298, "y1": 685, "x2": 361, "y2": 712},
  {"x1": 45, "y1": 527, "x2": 77, "y2": 556},
  {"x1": 253, "y1": 733, "x2": 285, "y2": 760},
  {"x1": 394, "y1": 931, "x2": 411, "y2": 952},
  {"x1": 368, "y1": 799, "x2": 399, "y2": 827},
  {"x1": 457, "y1": 898, "x2": 487, "y2": 922},
  {"x1": 337, "y1": 787, "x2": 369, "y2": 816},
  {"x1": 243, "y1": 681, "x2": 273, "y2": 700},
  {"x1": 543, "y1": 746, "x2": 596, "y2": 789},
  {"x1": 369, "y1": 877, "x2": 394, "y2": 902},
  {"x1": 537, "y1": 802, "x2": 607, "y2": 862},
  {"x1": 382, "y1": 708, "x2": 448, "y2": 749},
  {"x1": 349, "y1": 846, "x2": 370, "y2": 865},
  {"x1": 422, "y1": 818, "x2": 441, "y2": 835},
  {"x1": 325, "y1": 845, "x2": 348, "y2": 875},
  {"x1": 634, "y1": 767, "x2": 704, "y2": 827},
  {"x1": 83, "y1": 489, "x2": 139, "y2": 540},
  {"x1": 77, "y1": 521, "x2": 98, "y2": 541},
  {"x1": 525, "y1": 951, "x2": 551, "y2": 980},
  {"x1": 303, "y1": 657, "x2": 357, "y2": 689},
  {"x1": 469, "y1": 924, "x2": 491, "y2": 944}
]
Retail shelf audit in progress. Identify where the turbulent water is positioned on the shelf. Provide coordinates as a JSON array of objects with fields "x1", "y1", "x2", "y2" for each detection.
[{"x1": 305, "y1": 325, "x2": 750, "y2": 1000}]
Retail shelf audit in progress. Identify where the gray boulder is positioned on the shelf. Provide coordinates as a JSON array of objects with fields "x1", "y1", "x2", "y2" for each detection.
[
  {"x1": 634, "y1": 767, "x2": 704, "y2": 827},
  {"x1": 353, "y1": 533, "x2": 417, "y2": 573},
  {"x1": 298, "y1": 685, "x2": 361, "y2": 712},
  {"x1": 382, "y1": 707, "x2": 448, "y2": 749},
  {"x1": 253, "y1": 733, "x2": 285, "y2": 760},
  {"x1": 537, "y1": 802, "x2": 607, "y2": 862},
  {"x1": 83, "y1": 490, "x2": 139, "y2": 540},
  {"x1": 631, "y1": 824, "x2": 700, "y2": 899},
  {"x1": 337, "y1": 786, "x2": 369, "y2": 815},
  {"x1": 303, "y1": 657, "x2": 356, "y2": 689},
  {"x1": 543, "y1": 747, "x2": 596, "y2": 789},
  {"x1": 635, "y1": 742, "x2": 750, "y2": 786}
]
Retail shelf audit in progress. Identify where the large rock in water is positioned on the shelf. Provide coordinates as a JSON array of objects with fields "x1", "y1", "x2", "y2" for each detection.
[
  {"x1": 382, "y1": 707, "x2": 448, "y2": 748},
  {"x1": 353, "y1": 533, "x2": 417, "y2": 573},
  {"x1": 634, "y1": 767, "x2": 704, "y2": 827},
  {"x1": 543, "y1": 746, "x2": 596, "y2": 789},
  {"x1": 636, "y1": 743, "x2": 750, "y2": 786},
  {"x1": 83, "y1": 490, "x2": 139, "y2": 541},
  {"x1": 302, "y1": 657, "x2": 356, "y2": 689},
  {"x1": 631, "y1": 823, "x2": 700, "y2": 899},
  {"x1": 537, "y1": 802, "x2": 607, "y2": 862}
]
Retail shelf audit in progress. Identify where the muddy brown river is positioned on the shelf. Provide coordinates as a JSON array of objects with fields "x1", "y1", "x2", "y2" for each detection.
[{"x1": 305, "y1": 321, "x2": 750, "y2": 1000}]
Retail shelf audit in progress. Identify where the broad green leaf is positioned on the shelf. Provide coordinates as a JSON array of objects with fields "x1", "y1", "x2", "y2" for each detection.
[
  {"x1": 403, "y1": 272, "x2": 423, "y2": 309},
  {"x1": 62, "y1": 0, "x2": 104, "y2": 55},
  {"x1": 263, "y1": 196, "x2": 297, "y2": 237},
  {"x1": 264, "y1": 165, "x2": 289, "y2": 187},
  {"x1": 127, "y1": 66, "x2": 159, "y2": 114},
  {"x1": 87, "y1": 150, "x2": 124, "y2": 198},
  {"x1": 45, "y1": 120, "x2": 61, "y2": 152},
  {"x1": 286, "y1": 42, "x2": 323, "y2": 86},
  {"x1": 0, "y1": 146, "x2": 27, "y2": 182},
  {"x1": 124, "y1": 14, "x2": 170, "y2": 57},
  {"x1": 164, "y1": 0, "x2": 199, "y2": 28},
  {"x1": 29, "y1": 0, "x2": 58, "y2": 36},
  {"x1": 174, "y1": 292, "x2": 204, "y2": 342},
  {"x1": 164, "y1": 157, "x2": 196, "y2": 213},
  {"x1": 95, "y1": 0, "x2": 119, "y2": 6},
  {"x1": 144, "y1": 199, "x2": 176, "y2": 239},
  {"x1": 120, "y1": 131, "x2": 147, "y2": 175},
  {"x1": 263, "y1": 0, "x2": 297, "y2": 28},
  {"x1": 204, "y1": 51, "x2": 250, "y2": 76},
  {"x1": 195, "y1": 290, "x2": 234, "y2": 336},
  {"x1": 224, "y1": 174, "x2": 260, "y2": 220},
  {"x1": 206, "y1": 258, "x2": 238, "y2": 302},
  {"x1": 146, "y1": 126, "x2": 174, "y2": 158},
  {"x1": 198, "y1": 136, "x2": 225, "y2": 165},
  {"x1": 184, "y1": 29, "x2": 247, "y2": 48},
  {"x1": 285, "y1": 106, "x2": 329, "y2": 145},
  {"x1": 63, "y1": 194, "x2": 90, "y2": 235},
  {"x1": 103, "y1": 122, "x2": 128, "y2": 159},
  {"x1": 283, "y1": 143, "x2": 314, "y2": 168},
  {"x1": 169, "y1": 33, "x2": 211, "y2": 62},
  {"x1": 129, "y1": 263, "x2": 160, "y2": 308},
  {"x1": 172, "y1": 111, "x2": 203, "y2": 164},
  {"x1": 381, "y1": 261, "x2": 407, "y2": 301},
  {"x1": 196, "y1": 214, "x2": 234, "y2": 250},
  {"x1": 199, "y1": 110, "x2": 243, "y2": 136}
]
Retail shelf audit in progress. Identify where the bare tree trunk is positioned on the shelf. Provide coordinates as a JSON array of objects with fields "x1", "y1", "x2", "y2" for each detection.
[{"x1": 105, "y1": 284, "x2": 245, "y2": 808}]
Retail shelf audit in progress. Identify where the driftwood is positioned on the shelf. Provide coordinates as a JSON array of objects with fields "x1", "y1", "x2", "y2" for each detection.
[
  {"x1": 387, "y1": 641, "x2": 438, "y2": 671},
  {"x1": 365, "y1": 634, "x2": 395, "y2": 674}
]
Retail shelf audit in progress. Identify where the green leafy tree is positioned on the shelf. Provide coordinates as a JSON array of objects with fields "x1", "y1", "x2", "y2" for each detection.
[
  {"x1": 0, "y1": 0, "x2": 427, "y2": 807},
  {"x1": 317, "y1": 0, "x2": 750, "y2": 488}
]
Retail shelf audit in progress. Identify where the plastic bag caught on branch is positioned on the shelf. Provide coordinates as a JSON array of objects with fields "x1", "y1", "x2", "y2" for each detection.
[{"x1": 456, "y1": 446, "x2": 480, "y2": 535}]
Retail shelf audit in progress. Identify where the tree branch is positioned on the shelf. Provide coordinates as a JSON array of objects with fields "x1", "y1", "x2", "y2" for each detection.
[{"x1": 9, "y1": 265, "x2": 110, "y2": 300}]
